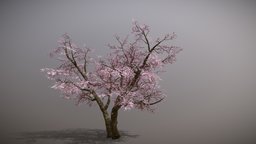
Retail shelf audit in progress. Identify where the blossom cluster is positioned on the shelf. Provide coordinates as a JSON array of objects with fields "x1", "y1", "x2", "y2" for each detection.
[{"x1": 41, "y1": 21, "x2": 181, "y2": 111}]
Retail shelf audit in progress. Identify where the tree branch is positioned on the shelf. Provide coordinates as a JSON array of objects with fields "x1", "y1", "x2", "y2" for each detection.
[
  {"x1": 140, "y1": 37, "x2": 167, "y2": 70},
  {"x1": 139, "y1": 27, "x2": 151, "y2": 52},
  {"x1": 60, "y1": 79, "x2": 91, "y2": 92},
  {"x1": 148, "y1": 97, "x2": 165, "y2": 105},
  {"x1": 64, "y1": 44, "x2": 88, "y2": 81},
  {"x1": 151, "y1": 38, "x2": 166, "y2": 52},
  {"x1": 92, "y1": 91, "x2": 108, "y2": 113},
  {"x1": 104, "y1": 95, "x2": 111, "y2": 110},
  {"x1": 84, "y1": 54, "x2": 87, "y2": 75}
]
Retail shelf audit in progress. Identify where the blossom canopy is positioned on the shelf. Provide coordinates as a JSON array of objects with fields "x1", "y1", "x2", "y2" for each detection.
[{"x1": 41, "y1": 21, "x2": 182, "y2": 111}]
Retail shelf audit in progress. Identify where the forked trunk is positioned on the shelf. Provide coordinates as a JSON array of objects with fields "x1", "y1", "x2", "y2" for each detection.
[
  {"x1": 94, "y1": 92, "x2": 114, "y2": 138},
  {"x1": 97, "y1": 95, "x2": 121, "y2": 139},
  {"x1": 101, "y1": 108, "x2": 121, "y2": 139}
]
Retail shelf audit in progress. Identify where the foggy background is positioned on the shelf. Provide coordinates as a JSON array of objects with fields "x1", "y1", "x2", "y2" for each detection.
[{"x1": 1, "y1": 0, "x2": 256, "y2": 144}]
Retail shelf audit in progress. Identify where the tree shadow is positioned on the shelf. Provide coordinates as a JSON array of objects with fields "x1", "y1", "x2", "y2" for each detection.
[{"x1": 14, "y1": 128, "x2": 139, "y2": 144}]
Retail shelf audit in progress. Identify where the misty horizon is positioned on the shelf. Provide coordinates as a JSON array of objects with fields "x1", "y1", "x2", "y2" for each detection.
[{"x1": 1, "y1": 0, "x2": 256, "y2": 144}]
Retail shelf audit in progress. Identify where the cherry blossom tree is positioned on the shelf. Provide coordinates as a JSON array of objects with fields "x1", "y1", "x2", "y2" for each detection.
[{"x1": 41, "y1": 21, "x2": 182, "y2": 139}]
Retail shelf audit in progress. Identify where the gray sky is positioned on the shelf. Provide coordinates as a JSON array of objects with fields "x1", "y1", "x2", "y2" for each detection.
[{"x1": 1, "y1": 0, "x2": 256, "y2": 144}]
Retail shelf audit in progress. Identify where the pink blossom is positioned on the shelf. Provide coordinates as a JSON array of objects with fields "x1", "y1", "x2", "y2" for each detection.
[{"x1": 41, "y1": 21, "x2": 181, "y2": 111}]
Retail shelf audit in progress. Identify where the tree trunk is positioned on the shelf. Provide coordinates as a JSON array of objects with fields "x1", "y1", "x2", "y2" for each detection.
[
  {"x1": 103, "y1": 112, "x2": 112, "y2": 138},
  {"x1": 94, "y1": 90, "x2": 121, "y2": 139},
  {"x1": 93, "y1": 91, "x2": 113, "y2": 138},
  {"x1": 110, "y1": 105, "x2": 121, "y2": 139}
]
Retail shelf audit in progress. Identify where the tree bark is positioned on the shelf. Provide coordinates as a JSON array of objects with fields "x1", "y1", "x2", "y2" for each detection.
[
  {"x1": 102, "y1": 111, "x2": 112, "y2": 138},
  {"x1": 110, "y1": 105, "x2": 121, "y2": 139},
  {"x1": 93, "y1": 91, "x2": 121, "y2": 139},
  {"x1": 93, "y1": 91, "x2": 113, "y2": 138}
]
